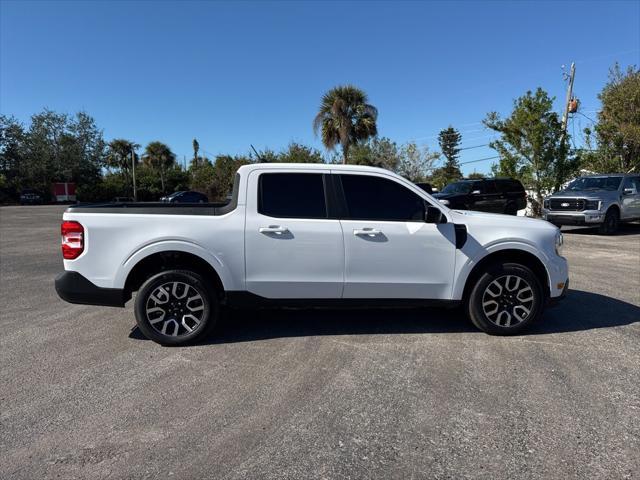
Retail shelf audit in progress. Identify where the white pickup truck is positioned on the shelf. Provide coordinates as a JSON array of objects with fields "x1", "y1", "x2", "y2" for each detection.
[{"x1": 56, "y1": 163, "x2": 568, "y2": 345}]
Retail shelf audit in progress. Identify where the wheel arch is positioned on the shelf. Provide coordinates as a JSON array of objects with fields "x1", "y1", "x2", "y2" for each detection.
[
  {"x1": 123, "y1": 250, "x2": 226, "y2": 301},
  {"x1": 605, "y1": 203, "x2": 621, "y2": 215},
  {"x1": 458, "y1": 248, "x2": 550, "y2": 302}
]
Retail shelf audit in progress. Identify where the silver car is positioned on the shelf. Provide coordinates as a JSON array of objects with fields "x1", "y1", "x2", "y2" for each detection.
[{"x1": 543, "y1": 174, "x2": 640, "y2": 234}]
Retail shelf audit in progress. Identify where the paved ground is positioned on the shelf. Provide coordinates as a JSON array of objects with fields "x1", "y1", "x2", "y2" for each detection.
[{"x1": 1, "y1": 205, "x2": 639, "y2": 480}]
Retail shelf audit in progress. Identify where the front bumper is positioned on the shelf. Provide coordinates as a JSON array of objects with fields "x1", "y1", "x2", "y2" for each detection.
[
  {"x1": 543, "y1": 210, "x2": 604, "y2": 225},
  {"x1": 55, "y1": 271, "x2": 127, "y2": 307},
  {"x1": 547, "y1": 278, "x2": 569, "y2": 307}
]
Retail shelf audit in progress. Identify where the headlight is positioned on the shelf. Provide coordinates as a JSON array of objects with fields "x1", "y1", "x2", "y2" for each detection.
[
  {"x1": 584, "y1": 199, "x2": 600, "y2": 210},
  {"x1": 555, "y1": 230, "x2": 564, "y2": 256},
  {"x1": 439, "y1": 199, "x2": 450, "y2": 206},
  {"x1": 543, "y1": 199, "x2": 550, "y2": 209}
]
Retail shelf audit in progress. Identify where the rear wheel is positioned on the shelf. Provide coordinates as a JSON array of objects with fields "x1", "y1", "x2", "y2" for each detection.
[
  {"x1": 134, "y1": 269, "x2": 218, "y2": 346},
  {"x1": 467, "y1": 263, "x2": 544, "y2": 335},
  {"x1": 598, "y1": 208, "x2": 619, "y2": 235},
  {"x1": 504, "y1": 202, "x2": 518, "y2": 215}
]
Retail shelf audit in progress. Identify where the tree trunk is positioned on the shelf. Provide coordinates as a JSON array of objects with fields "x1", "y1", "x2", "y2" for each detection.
[
  {"x1": 342, "y1": 143, "x2": 349, "y2": 165},
  {"x1": 532, "y1": 187, "x2": 543, "y2": 217}
]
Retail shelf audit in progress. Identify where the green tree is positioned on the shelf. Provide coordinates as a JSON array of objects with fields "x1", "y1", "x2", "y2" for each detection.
[
  {"x1": 209, "y1": 155, "x2": 252, "y2": 201},
  {"x1": 192, "y1": 138, "x2": 200, "y2": 167},
  {"x1": 585, "y1": 63, "x2": 640, "y2": 173},
  {"x1": 484, "y1": 88, "x2": 571, "y2": 215},
  {"x1": 313, "y1": 85, "x2": 378, "y2": 163},
  {"x1": 0, "y1": 115, "x2": 26, "y2": 198},
  {"x1": 189, "y1": 157, "x2": 215, "y2": 192},
  {"x1": 142, "y1": 141, "x2": 176, "y2": 194},
  {"x1": 106, "y1": 139, "x2": 139, "y2": 174},
  {"x1": 396, "y1": 142, "x2": 439, "y2": 182},
  {"x1": 467, "y1": 171, "x2": 485, "y2": 179},
  {"x1": 348, "y1": 137, "x2": 400, "y2": 170},
  {"x1": 437, "y1": 126, "x2": 463, "y2": 185},
  {"x1": 278, "y1": 142, "x2": 324, "y2": 163},
  {"x1": 8, "y1": 110, "x2": 107, "y2": 200}
]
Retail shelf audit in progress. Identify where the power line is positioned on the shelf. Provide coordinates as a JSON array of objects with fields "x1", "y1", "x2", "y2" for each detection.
[
  {"x1": 460, "y1": 155, "x2": 500, "y2": 165},
  {"x1": 576, "y1": 111, "x2": 597, "y2": 123},
  {"x1": 459, "y1": 143, "x2": 490, "y2": 151}
]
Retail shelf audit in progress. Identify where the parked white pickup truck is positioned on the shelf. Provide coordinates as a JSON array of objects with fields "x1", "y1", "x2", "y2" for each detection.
[{"x1": 56, "y1": 163, "x2": 568, "y2": 345}]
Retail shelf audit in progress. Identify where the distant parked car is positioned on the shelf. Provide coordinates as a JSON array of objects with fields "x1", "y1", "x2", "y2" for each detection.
[
  {"x1": 432, "y1": 178, "x2": 526, "y2": 215},
  {"x1": 20, "y1": 189, "x2": 43, "y2": 205},
  {"x1": 160, "y1": 191, "x2": 208, "y2": 203},
  {"x1": 543, "y1": 173, "x2": 640, "y2": 234},
  {"x1": 112, "y1": 197, "x2": 135, "y2": 203},
  {"x1": 415, "y1": 182, "x2": 433, "y2": 195}
]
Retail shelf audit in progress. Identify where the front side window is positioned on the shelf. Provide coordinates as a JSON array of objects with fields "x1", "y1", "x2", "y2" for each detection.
[
  {"x1": 339, "y1": 174, "x2": 425, "y2": 221},
  {"x1": 258, "y1": 173, "x2": 327, "y2": 218},
  {"x1": 623, "y1": 177, "x2": 639, "y2": 194}
]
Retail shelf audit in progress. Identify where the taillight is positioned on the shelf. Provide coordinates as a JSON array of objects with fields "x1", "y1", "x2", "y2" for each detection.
[{"x1": 61, "y1": 221, "x2": 84, "y2": 259}]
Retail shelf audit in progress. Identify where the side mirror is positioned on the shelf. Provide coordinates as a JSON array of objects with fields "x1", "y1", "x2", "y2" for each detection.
[
  {"x1": 425, "y1": 205, "x2": 444, "y2": 224},
  {"x1": 471, "y1": 190, "x2": 481, "y2": 195},
  {"x1": 623, "y1": 188, "x2": 634, "y2": 195}
]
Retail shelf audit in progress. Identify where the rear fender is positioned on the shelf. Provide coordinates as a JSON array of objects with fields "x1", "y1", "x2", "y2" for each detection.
[{"x1": 113, "y1": 240, "x2": 232, "y2": 290}]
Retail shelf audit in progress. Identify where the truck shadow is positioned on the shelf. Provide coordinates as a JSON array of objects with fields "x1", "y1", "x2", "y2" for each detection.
[{"x1": 129, "y1": 289, "x2": 639, "y2": 345}]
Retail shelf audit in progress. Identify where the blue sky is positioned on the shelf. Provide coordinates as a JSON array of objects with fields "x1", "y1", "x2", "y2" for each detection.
[{"x1": 1, "y1": 0, "x2": 638, "y2": 174}]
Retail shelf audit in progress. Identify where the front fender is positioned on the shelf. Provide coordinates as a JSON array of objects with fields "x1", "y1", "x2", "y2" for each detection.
[
  {"x1": 113, "y1": 239, "x2": 232, "y2": 290},
  {"x1": 452, "y1": 240, "x2": 553, "y2": 300}
]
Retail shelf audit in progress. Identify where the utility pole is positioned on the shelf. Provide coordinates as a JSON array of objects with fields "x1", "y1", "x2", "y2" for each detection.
[
  {"x1": 556, "y1": 62, "x2": 576, "y2": 192},
  {"x1": 561, "y1": 62, "x2": 576, "y2": 137},
  {"x1": 131, "y1": 147, "x2": 137, "y2": 201}
]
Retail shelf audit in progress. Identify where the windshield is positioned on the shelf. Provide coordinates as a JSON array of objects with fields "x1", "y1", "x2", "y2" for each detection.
[
  {"x1": 565, "y1": 177, "x2": 622, "y2": 191},
  {"x1": 441, "y1": 181, "x2": 473, "y2": 194}
]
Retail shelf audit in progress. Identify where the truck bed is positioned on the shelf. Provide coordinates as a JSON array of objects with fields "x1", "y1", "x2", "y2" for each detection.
[{"x1": 66, "y1": 201, "x2": 235, "y2": 216}]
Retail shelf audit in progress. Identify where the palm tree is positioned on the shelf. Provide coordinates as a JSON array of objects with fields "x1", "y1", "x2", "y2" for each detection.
[
  {"x1": 142, "y1": 141, "x2": 176, "y2": 193},
  {"x1": 313, "y1": 85, "x2": 378, "y2": 164},
  {"x1": 106, "y1": 139, "x2": 139, "y2": 174}
]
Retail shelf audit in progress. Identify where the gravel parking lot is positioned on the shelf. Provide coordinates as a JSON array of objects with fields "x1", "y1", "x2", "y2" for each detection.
[{"x1": 1, "y1": 205, "x2": 639, "y2": 479}]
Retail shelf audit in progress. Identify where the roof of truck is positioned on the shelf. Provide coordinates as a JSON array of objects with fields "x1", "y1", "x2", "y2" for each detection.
[{"x1": 237, "y1": 163, "x2": 394, "y2": 175}]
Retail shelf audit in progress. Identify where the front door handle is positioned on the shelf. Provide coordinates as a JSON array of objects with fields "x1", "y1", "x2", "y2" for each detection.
[
  {"x1": 354, "y1": 228, "x2": 382, "y2": 237},
  {"x1": 259, "y1": 225, "x2": 289, "y2": 235}
]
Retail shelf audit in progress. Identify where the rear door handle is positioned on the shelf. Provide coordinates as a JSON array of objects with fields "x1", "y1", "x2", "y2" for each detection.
[
  {"x1": 354, "y1": 228, "x2": 382, "y2": 237},
  {"x1": 259, "y1": 225, "x2": 289, "y2": 235}
]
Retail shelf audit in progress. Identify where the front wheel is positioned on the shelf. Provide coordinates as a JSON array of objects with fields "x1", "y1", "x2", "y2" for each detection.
[
  {"x1": 598, "y1": 208, "x2": 619, "y2": 235},
  {"x1": 134, "y1": 269, "x2": 218, "y2": 346},
  {"x1": 467, "y1": 263, "x2": 544, "y2": 335}
]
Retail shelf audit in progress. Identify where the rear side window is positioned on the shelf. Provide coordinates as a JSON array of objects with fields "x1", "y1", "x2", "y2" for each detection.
[
  {"x1": 259, "y1": 173, "x2": 327, "y2": 218},
  {"x1": 339, "y1": 174, "x2": 425, "y2": 221},
  {"x1": 496, "y1": 179, "x2": 524, "y2": 193},
  {"x1": 483, "y1": 180, "x2": 498, "y2": 194}
]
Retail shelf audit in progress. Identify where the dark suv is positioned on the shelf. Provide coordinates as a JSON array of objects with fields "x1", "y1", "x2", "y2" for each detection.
[
  {"x1": 432, "y1": 178, "x2": 526, "y2": 215},
  {"x1": 160, "y1": 191, "x2": 208, "y2": 203}
]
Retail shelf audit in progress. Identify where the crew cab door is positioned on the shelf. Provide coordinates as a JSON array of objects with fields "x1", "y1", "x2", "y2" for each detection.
[
  {"x1": 245, "y1": 170, "x2": 344, "y2": 298},
  {"x1": 621, "y1": 176, "x2": 640, "y2": 219},
  {"x1": 335, "y1": 172, "x2": 457, "y2": 300}
]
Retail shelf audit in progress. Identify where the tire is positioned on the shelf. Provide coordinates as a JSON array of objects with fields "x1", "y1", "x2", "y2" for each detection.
[
  {"x1": 467, "y1": 262, "x2": 544, "y2": 335},
  {"x1": 134, "y1": 269, "x2": 218, "y2": 346},
  {"x1": 598, "y1": 208, "x2": 619, "y2": 235},
  {"x1": 504, "y1": 203, "x2": 518, "y2": 215}
]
